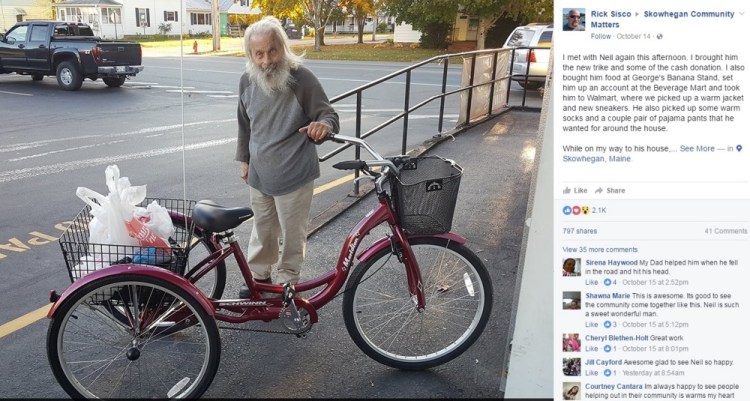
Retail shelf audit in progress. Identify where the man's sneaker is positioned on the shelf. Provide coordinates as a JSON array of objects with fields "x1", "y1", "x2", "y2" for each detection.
[{"x1": 238, "y1": 278, "x2": 273, "y2": 299}]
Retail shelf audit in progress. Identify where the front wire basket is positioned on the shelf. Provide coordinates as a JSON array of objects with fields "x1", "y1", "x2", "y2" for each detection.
[
  {"x1": 391, "y1": 156, "x2": 463, "y2": 235},
  {"x1": 59, "y1": 198, "x2": 196, "y2": 283}
]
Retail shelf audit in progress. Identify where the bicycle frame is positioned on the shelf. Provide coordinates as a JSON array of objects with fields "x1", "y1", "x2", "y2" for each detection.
[{"x1": 198, "y1": 188, "x2": 465, "y2": 323}]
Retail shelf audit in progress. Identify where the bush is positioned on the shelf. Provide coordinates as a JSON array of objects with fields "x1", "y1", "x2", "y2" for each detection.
[
  {"x1": 158, "y1": 23, "x2": 172, "y2": 35},
  {"x1": 419, "y1": 22, "x2": 450, "y2": 49}
]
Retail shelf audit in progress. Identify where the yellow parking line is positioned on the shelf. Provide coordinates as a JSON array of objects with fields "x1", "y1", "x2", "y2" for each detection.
[
  {"x1": 0, "y1": 304, "x2": 51, "y2": 339},
  {"x1": 0, "y1": 174, "x2": 355, "y2": 339},
  {"x1": 314, "y1": 174, "x2": 354, "y2": 195}
]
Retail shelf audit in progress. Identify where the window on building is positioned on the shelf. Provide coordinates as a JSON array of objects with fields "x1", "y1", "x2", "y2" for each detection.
[
  {"x1": 191, "y1": 12, "x2": 211, "y2": 25},
  {"x1": 136, "y1": 8, "x2": 151, "y2": 27},
  {"x1": 240, "y1": 0, "x2": 250, "y2": 7},
  {"x1": 164, "y1": 11, "x2": 178, "y2": 22},
  {"x1": 59, "y1": 7, "x2": 82, "y2": 22},
  {"x1": 102, "y1": 8, "x2": 121, "y2": 24}
]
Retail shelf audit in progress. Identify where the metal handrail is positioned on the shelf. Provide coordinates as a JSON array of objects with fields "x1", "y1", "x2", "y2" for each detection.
[{"x1": 321, "y1": 46, "x2": 545, "y2": 194}]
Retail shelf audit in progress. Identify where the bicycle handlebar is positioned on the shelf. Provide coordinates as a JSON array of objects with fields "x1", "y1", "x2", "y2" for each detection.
[
  {"x1": 323, "y1": 133, "x2": 404, "y2": 193},
  {"x1": 325, "y1": 133, "x2": 400, "y2": 173}
]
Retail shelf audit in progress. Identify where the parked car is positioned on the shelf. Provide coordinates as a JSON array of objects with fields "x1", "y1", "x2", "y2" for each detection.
[
  {"x1": 0, "y1": 21, "x2": 143, "y2": 91},
  {"x1": 284, "y1": 24, "x2": 302, "y2": 40},
  {"x1": 502, "y1": 23, "x2": 552, "y2": 90}
]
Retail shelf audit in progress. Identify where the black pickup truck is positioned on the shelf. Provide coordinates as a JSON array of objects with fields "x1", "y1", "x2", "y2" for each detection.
[{"x1": 0, "y1": 21, "x2": 143, "y2": 91}]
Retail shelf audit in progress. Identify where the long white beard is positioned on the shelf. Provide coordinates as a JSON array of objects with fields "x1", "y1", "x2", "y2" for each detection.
[{"x1": 246, "y1": 59, "x2": 292, "y2": 95}]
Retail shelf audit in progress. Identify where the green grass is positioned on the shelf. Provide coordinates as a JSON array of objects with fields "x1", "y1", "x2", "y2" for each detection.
[{"x1": 138, "y1": 37, "x2": 235, "y2": 47}]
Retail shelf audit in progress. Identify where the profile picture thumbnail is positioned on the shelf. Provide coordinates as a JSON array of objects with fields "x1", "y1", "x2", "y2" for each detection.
[
  {"x1": 563, "y1": 382, "x2": 581, "y2": 400},
  {"x1": 562, "y1": 333, "x2": 580, "y2": 352},
  {"x1": 562, "y1": 257, "x2": 581, "y2": 277},
  {"x1": 563, "y1": 357, "x2": 581, "y2": 376},
  {"x1": 563, "y1": 8, "x2": 585, "y2": 31},
  {"x1": 563, "y1": 291, "x2": 581, "y2": 310}
]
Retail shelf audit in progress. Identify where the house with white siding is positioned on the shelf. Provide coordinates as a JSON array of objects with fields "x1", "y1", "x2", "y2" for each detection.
[{"x1": 1, "y1": 0, "x2": 257, "y2": 38}]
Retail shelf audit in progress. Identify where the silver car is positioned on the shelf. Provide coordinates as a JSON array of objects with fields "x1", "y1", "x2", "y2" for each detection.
[{"x1": 503, "y1": 23, "x2": 552, "y2": 90}]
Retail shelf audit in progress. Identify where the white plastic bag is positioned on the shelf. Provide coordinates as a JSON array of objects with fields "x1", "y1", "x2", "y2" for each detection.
[
  {"x1": 70, "y1": 255, "x2": 108, "y2": 280},
  {"x1": 76, "y1": 165, "x2": 171, "y2": 249},
  {"x1": 76, "y1": 186, "x2": 140, "y2": 247},
  {"x1": 133, "y1": 201, "x2": 176, "y2": 241}
]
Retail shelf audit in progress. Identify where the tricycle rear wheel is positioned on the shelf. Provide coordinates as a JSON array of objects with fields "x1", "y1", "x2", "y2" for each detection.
[{"x1": 47, "y1": 274, "x2": 220, "y2": 399}]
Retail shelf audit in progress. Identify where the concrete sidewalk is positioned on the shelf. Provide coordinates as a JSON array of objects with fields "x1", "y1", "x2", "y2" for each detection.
[{"x1": 207, "y1": 109, "x2": 545, "y2": 398}]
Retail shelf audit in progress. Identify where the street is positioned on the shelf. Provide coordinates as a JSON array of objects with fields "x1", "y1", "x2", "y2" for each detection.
[{"x1": 0, "y1": 54, "x2": 541, "y2": 398}]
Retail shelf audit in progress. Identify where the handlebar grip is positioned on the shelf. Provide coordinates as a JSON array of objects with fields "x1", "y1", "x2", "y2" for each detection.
[
  {"x1": 326, "y1": 132, "x2": 345, "y2": 143},
  {"x1": 308, "y1": 132, "x2": 343, "y2": 145},
  {"x1": 333, "y1": 160, "x2": 367, "y2": 171}
]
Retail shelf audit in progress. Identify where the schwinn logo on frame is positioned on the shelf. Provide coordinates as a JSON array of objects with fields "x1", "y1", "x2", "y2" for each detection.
[{"x1": 218, "y1": 300, "x2": 271, "y2": 307}]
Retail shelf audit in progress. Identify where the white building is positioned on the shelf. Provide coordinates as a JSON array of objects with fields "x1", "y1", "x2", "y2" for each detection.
[{"x1": 31, "y1": 0, "x2": 255, "y2": 39}]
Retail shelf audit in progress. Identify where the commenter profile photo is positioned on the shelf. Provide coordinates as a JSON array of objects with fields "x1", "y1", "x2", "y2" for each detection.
[
  {"x1": 562, "y1": 257, "x2": 581, "y2": 276},
  {"x1": 563, "y1": 382, "x2": 581, "y2": 400},
  {"x1": 563, "y1": 291, "x2": 581, "y2": 310},
  {"x1": 563, "y1": 8, "x2": 585, "y2": 31}
]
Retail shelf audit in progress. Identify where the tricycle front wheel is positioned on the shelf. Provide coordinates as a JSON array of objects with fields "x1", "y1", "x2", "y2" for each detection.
[{"x1": 342, "y1": 237, "x2": 493, "y2": 370}]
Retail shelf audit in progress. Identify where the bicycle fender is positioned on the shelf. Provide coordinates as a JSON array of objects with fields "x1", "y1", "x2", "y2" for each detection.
[
  {"x1": 48, "y1": 264, "x2": 215, "y2": 319},
  {"x1": 357, "y1": 232, "x2": 466, "y2": 263}
]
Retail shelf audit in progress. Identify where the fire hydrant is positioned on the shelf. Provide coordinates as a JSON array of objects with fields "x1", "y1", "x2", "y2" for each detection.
[{"x1": 193, "y1": 40, "x2": 198, "y2": 54}]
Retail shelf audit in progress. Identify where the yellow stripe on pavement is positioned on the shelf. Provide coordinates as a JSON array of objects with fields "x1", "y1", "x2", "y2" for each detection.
[
  {"x1": 314, "y1": 174, "x2": 354, "y2": 195},
  {"x1": 0, "y1": 304, "x2": 51, "y2": 339}
]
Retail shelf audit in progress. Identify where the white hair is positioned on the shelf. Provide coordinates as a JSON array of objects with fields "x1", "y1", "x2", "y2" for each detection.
[{"x1": 243, "y1": 17, "x2": 303, "y2": 94}]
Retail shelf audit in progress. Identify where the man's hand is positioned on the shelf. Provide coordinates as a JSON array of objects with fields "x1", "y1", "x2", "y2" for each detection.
[
  {"x1": 299, "y1": 121, "x2": 331, "y2": 143},
  {"x1": 240, "y1": 161, "x2": 249, "y2": 183}
]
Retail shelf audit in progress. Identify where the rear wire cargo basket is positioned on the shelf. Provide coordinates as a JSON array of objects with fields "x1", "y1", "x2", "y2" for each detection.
[
  {"x1": 391, "y1": 156, "x2": 463, "y2": 235},
  {"x1": 59, "y1": 198, "x2": 196, "y2": 283}
]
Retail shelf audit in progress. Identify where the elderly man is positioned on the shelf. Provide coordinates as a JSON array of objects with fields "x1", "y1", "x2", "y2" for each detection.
[
  {"x1": 564, "y1": 9, "x2": 584, "y2": 31},
  {"x1": 235, "y1": 16, "x2": 340, "y2": 298}
]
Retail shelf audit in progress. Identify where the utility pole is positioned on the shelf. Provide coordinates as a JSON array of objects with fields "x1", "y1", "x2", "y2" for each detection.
[
  {"x1": 212, "y1": 0, "x2": 220, "y2": 51},
  {"x1": 1, "y1": 0, "x2": 8, "y2": 32}
]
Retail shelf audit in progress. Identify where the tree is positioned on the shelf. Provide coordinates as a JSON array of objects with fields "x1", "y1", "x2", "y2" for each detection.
[
  {"x1": 380, "y1": 0, "x2": 460, "y2": 48},
  {"x1": 463, "y1": 0, "x2": 552, "y2": 49},
  {"x1": 382, "y1": 0, "x2": 553, "y2": 49},
  {"x1": 253, "y1": 0, "x2": 338, "y2": 51},
  {"x1": 341, "y1": 0, "x2": 376, "y2": 44},
  {"x1": 300, "y1": 0, "x2": 339, "y2": 51}
]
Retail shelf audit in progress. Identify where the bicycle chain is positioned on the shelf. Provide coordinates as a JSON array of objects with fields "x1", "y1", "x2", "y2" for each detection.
[
  {"x1": 217, "y1": 324, "x2": 308, "y2": 336},
  {"x1": 216, "y1": 309, "x2": 313, "y2": 336}
]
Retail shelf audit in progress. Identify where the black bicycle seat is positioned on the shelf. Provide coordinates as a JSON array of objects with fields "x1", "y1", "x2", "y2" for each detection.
[{"x1": 192, "y1": 200, "x2": 254, "y2": 233}]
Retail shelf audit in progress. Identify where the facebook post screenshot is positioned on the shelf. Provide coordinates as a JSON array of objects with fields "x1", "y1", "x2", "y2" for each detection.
[{"x1": 555, "y1": 1, "x2": 748, "y2": 400}]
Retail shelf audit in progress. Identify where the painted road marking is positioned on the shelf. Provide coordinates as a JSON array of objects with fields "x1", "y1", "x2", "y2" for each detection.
[
  {"x1": 0, "y1": 138, "x2": 236, "y2": 183},
  {"x1": 0, "y1": 90, "x2": 33, "y2": 96},
  {"x1": 0, "y1": 119, "x2": 235, "y2": 154},
  {"x1": 0, "y1": 305, "x2": 51, "y2": 338}
]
